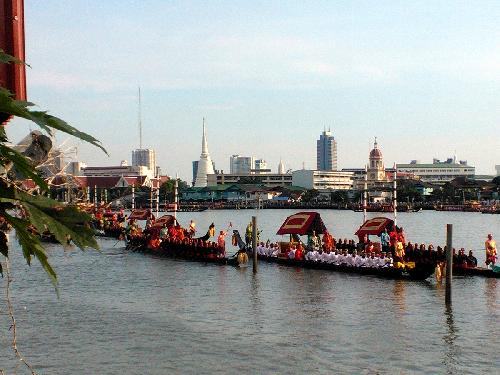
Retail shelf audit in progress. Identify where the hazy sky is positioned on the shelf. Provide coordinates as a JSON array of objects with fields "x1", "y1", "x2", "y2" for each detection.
[{"x1": 8, "y1": 0, "x2": 500, "y2": 180}]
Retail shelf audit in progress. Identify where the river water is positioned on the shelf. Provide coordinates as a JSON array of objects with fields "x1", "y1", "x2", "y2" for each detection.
[{"x1": 1, "y1": 209, "x2": 499, "y2": 374}]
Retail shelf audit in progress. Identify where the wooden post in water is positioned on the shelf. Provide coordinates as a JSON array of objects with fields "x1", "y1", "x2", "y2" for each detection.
[
  {"x1": 446, "y1": 224, "x2": 453, "y2": 305},
  {"x1": 363, "y1": 165, "x2": 368, "y2": 223},
  {"x1": 252, "y1": 215, "x2": 258, "y2": 273},
  {"x1": 149, "y1": 187, "x2": 153, "y2": 212},
  {"x1": 393, "y1": 162, "x2": 398, "y2": 226},
  {"x1": 174, "y1": 177, "x2": 178, "y2": 222},
  {"x1": 131, "y1": 185, "x2": 135, "y2": 210},
  {"x1": 155, "y1": 187, "x2": 159, "y2": 217}
]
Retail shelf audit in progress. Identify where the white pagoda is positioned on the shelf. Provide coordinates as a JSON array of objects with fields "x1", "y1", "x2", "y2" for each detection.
[{"x1": 194, "y1": 119, "x2": 215, "y2": 187}]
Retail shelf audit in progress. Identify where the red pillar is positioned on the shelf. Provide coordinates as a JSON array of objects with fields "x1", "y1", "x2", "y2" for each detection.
[{"x1": 0, "y1": 0, "x2": 26, "y2": 124}]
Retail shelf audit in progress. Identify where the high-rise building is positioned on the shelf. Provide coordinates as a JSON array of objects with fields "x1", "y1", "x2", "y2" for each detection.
[
  {"x1": 316, "y1": 129, "x2": 338, "y2": 171},
  {"x1": 132, "y1": 148, "x2": 156, "y2": 176},
  {"x1": 192, "y1": 160, "x2": 199, "y2": 186},
  {"x1": 194, "y1": 120, "x2": 216, "y2": 187},
  {"x1": 254, "y1": 159, "x2": 268, "y2": 172},
  {"x1": 230, "y1": 155, "x2": 255, "y2": 174},
  {"x1": 230, "y1": 155, "x2": 270, "y2": 174}
]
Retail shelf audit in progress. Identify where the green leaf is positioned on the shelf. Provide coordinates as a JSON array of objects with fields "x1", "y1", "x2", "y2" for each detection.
[
  {"x1": 0, "y1": 49, "x2": 26, "y2": 66},
  {"x1": 0, "y1": 229, "x2": 8, "y2": 275},
  {"x1": 0, "y1": 231, "x2": 8, "y2": 258},
  {"x1": 0, "y1": 88, "x2": 107, "y2": 155},
  {"x1": 2, "y1": 213, "x2": 57, "y2": 288},
  {"x1": 0, "y1": 143, "x2": 48, "y2": 190},
  {"x1": 16, "y1": 192, "x2": 99, "y2": 251},
  {"x1": 0, "y1": 125, "x2": 8, "y2": 142}
]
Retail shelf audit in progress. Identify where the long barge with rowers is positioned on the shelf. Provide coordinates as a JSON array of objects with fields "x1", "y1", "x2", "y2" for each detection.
[
  {"x1": 453, "y1": 266, "x2": 500, "y2": 278},
  {"x1": 117, "y1": 209, "x2": 496, "y2": 280},
  {"x1": 127, "y1": 234, "x2": 435, "y2": 280},
  {"x1": 126, "y1": 236, "x2": 238, "y2": 266},
  {"x1": 257, "y1": 255, "x2": 436, "y2": 280}
]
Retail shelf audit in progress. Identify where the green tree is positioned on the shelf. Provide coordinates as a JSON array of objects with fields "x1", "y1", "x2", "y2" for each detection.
[
  {"x1": 0, "y1": 50, "x2": 106, "y2": 284},
  {"x1": 160, "y1": 178, "x2": 188, "y2": 202},
  {"x1": 396, "y1": 179, "x2": 423, "y2": 203},
  {"x1": 301, "y1": 189, "x2": 320, "y2": 203},
  {"x1": 330, "y1": 190, "x2": 349, "y2": 204}
]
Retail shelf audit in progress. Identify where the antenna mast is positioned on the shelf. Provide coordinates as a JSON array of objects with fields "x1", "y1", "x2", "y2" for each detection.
[{"x1": 138, "y1": 86, "x2": 142, "y2": 149}]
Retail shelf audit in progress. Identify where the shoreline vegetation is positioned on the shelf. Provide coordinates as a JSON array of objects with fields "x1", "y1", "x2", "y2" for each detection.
[{"x1": 129, "y1": 200, "x2": 499, "y2": 213}]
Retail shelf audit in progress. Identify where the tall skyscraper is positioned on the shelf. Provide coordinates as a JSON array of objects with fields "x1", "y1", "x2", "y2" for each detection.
[
  {"x1": 194, "y1": 119, "x2": 216, "y2": 187},
  {"x1": 230, "y1": 155, "x2": 254, "y2": 174},
  {"x1": 316, "y1": 129, "x2": 337, "y2": 171},
  {"x1": 132, "y1": 148, "x2": 156, "y2": 175}
]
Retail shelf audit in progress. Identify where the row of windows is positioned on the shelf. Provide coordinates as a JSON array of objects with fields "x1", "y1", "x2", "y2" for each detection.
[{"x1": 400, "y1": 169, "x2": 474, "y2": 173}]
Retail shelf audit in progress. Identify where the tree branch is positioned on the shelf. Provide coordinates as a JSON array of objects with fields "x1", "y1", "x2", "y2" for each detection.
[{"x1": 4, "y1": 258, "x2": 38, "y2": 375}]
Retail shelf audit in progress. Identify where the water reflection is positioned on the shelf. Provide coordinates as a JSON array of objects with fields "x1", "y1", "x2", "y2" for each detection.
[
  {"x1": 393, "y1": 280, "x2": 406, "y2": 315},
  {"x1": 443, "y1": 305, "x2": 459, "y2": 375},
  {"x1": 484, "y1": 278, "x2": 498, "y2": 316},
  {"x1": 250, "y1": 273, "x2": 263, "y2": 316}
]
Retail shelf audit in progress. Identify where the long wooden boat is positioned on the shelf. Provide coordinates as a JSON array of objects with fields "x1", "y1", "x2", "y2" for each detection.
[
  {"x1": 126, "y1": 237, "x2": 239, "y2": 266},
  {"x1": 453, "y1": 266, "x2": 500, "y2": 278},
  {"x1": 232, "y1": 213, "x2": 438, "y2": 280},
  {"x1": 255, "y1": 254, "x2": 436, "y2": 280}
]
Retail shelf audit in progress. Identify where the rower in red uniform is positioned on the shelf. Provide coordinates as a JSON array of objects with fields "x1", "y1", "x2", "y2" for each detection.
[
  {"x1": 322, "y1": 230, "x2": 333, "y2": 252},
  {"x1": 217, "y1": 230, "x2": 227, "y2": 250},
  {"x1": 295, "y1": 242, "x2": 304, "y2": 260},
  {"x1": 389, "y1": 227, "x2": 398, "y2": 256},
  {"x1": 168, "y1": 224, "x2": 177, "y2": 239},
  {"x1": 176, "y1": 225, "x2": 185, "y2": 241}
]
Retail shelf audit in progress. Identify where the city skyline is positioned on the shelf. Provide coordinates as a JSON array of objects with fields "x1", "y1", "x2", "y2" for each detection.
[{"x1": 6, "y1": 1, "x2": 500, "y2": 180}]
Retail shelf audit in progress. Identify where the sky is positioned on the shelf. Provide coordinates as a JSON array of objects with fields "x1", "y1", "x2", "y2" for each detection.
[{"x1": 7, "y1": 0, "x2": 500, "y2": 181}]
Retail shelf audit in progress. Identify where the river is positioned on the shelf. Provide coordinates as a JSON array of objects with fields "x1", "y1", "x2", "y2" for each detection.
[{"x1": 1, "y1": 209, "x2": 499, "y2": 374}]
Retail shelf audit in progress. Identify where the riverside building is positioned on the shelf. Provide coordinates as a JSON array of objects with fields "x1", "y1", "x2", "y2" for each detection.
[
  {"x1": 291, "y1": 170, "x2": 354, "y2": 190},
  {"x1": 397, "y1": 158, "x2": 475, "y2": 184},
  {"x1": 208, "y1": 172, "x2": 292, "y2": 187}
]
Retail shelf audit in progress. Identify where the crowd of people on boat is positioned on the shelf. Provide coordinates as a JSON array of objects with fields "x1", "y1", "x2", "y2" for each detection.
[
  {"x1": 91, "y1": 209, "x2": 127, "y2": 234},
  {"x1": 254, "y1": 227, "x2": 496, "y2": 276},
  {"x1": 87, "y1": 209, "x2": 497, "y2": 274},
  {"x1": 125, "y1": 217, "x2": 229, "y2": 260},
  {"x1": 256, "y1": 240, "x2": 395, "y2": 269}
]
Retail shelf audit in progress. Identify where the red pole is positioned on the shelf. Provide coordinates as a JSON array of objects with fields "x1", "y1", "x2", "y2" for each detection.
[{"x1": 0, "y1": 0, "x2": 26, "y2": 124}]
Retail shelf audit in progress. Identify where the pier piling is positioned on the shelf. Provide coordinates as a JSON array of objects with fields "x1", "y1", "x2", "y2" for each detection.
[
  {"x1": 445, "y1": 224, "x2": 453, "y2": 305},
  {"x1": 252, "y1": 216, "x2": 258, "y2": 273}
]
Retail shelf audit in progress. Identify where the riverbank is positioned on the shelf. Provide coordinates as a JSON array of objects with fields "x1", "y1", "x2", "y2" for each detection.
[{"x1": 165, "y1": 201, "x2": 500, "y2": 213}]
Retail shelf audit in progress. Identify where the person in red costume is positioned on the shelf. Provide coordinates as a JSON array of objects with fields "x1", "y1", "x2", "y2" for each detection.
[{"x1": 295, "y1": 242, "x2": 304, "y2": 261}]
